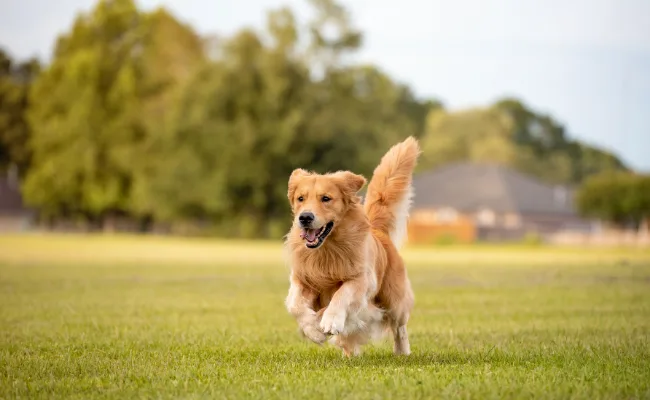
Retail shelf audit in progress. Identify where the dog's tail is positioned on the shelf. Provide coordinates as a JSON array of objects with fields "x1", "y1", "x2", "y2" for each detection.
[{"x1": 363, "y1": 136, "x2": 421, "y2": 249}]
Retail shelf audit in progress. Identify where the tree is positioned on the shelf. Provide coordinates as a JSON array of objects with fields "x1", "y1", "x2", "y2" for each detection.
[
  {"x1": 130, "y1": 0, "x2": 432, "y2": 237},
  {"x1": 419, "y1": 107, "x2": 516, "y2": 170},
  {"x1": 494, "y1": 98, "x2": 627, "y2": 183},
  {"x1": 495, "y1": 98, "x2": 566, "y2": 152},
  {"x1": 304, "y1": 65, "x2": 424, "y2": 175},
  {"x1": 138, "y1": 8, "x2": 205, "y2": 134},
  {"x1": 576, "y1": 172, "x2": 650, "y2": 229},
  {"x1": 24, "y1": 0, "x2": 204, "y2": 227},
  {"x1": 306, "y1": 0, "x2": 363, "y2": 73},
  {"x1": 134, "y1": 11, "x2": 313, "y2": 236},
  {"x1": 0, "y1": 49, "x2": 40, "y2": 176},
  {"x1": 24, "y1": 0, "x2": 146, "y2": 222},
  {"x1": 419, "y1": 99, "x2": 628, "y2": 185},
  {"x1": 129, "y1": 7, "x2": 206, "y2": 224}
]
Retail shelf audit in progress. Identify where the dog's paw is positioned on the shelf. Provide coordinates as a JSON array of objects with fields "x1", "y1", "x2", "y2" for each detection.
[
  {"x1": 319, "y1": 308, "x2": 346, "y2": 335},
  {"x1": 300, "y1": 320, "x2": 327, "y2": 344}
]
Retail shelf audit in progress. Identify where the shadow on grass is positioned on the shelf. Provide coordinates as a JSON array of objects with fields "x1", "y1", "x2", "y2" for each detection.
[{"x1": 215, "y1": 345, "x2": 554, "y2": 369}]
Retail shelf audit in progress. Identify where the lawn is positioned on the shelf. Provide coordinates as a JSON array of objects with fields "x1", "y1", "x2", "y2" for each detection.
[{"x1": 1, "y1": 234, "x2": 649, "y2": 399}]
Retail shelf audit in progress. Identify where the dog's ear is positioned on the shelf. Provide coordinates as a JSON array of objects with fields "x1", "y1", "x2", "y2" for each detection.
[
  {"x1": 335, "y1": 171, "x2": 366, "y2": 203},
  {"x1": 341, "y1": 171, "x2": 367, "y2": 193},
  {"x1": 288, "y1": 168, "x2": 310, "y2": 202}
]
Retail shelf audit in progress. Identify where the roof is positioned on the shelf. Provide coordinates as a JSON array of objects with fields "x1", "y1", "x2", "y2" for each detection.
[
  {"x1": 411, "y1": 162, "x2": 576, "y2": 215},
  {"x1": 0, "y1": 176, "x2": 26, "y2": 212}
]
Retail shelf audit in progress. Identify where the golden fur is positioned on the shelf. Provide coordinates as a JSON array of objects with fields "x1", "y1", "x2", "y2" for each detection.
[{"x1": 284, "y1": 137, "x2": 421, "y2": 356}]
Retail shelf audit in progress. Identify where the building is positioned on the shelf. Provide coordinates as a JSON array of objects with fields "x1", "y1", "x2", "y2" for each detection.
[
  {"x1": 407, "y1": 163, "x2": 594, "y2": 243},
  {"x1": 0, "y1": 170, "x2": 34, "y2": 232}
]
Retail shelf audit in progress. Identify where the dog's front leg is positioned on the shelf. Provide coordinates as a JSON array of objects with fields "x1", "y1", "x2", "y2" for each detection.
[
  {"x1": 285, "y1": 274, "x2": 327, "y2": 344},
  {"x1": 319, "y1": 277, "x2": 367, "y2": 336}
]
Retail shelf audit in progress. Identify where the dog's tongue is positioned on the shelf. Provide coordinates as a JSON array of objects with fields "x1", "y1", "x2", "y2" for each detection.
[{"x1": 301, "y1": 228, "x2": 318, "y2": 242}]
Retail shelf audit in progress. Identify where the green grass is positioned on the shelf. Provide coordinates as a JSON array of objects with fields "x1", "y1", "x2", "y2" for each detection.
[{"x1": 1, "y1": 235, "x2": 649, "y2": 399}]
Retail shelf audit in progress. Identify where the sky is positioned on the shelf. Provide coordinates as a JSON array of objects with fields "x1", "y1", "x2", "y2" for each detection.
[{"x1": 1, "y1": 0, "x2": 649, "y2": 171}]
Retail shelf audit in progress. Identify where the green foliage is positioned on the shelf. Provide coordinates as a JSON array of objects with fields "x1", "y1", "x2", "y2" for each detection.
[
  {"x1": 23, "y1": 0, "x2": 203, "y2": 224},
  {"x1": 419, "y1": 107, "x2": 516, "y2": 169},
  {"x1": 0, "y1": 49, "x2": 40, "y2": 176},
  {"x1": 126, "y1": 2, "x2": 425, "y2": 233},
  {"x1": 134, "y1": 24, "x2": 310, "y2": 228},
  {"x1": 419, "y1": 100, "x2": 627, "y2": 185},
  {"x1": 495, "y1": 98, "x2": 627, "y2": 183},
  {"x1": 307, "y1": 0, "x2": 363, "y2": 71},
  {"x1": 24, "y1": 0, "x2": 146, "y2": 219},
  {"x1": 129, "y1": 8, "x2": 206, "y2": 221},
  {"x1": 576, "y1": 171, "x2": 650, "y2": 228}
]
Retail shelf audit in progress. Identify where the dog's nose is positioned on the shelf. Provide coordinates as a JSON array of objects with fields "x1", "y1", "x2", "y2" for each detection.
[{"x1": 299, "y1": 212, "x2": 314, "y2": 226}]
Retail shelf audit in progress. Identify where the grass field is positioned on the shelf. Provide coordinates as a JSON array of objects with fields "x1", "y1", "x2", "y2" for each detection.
[{"x1": 1, "y1": 234, "x2": 649, "y2": 399}]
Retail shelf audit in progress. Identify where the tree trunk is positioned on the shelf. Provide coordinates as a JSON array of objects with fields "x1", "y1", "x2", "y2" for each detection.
[{"x1": 103, "y1": 213, "x2": 117, "y2": 233}]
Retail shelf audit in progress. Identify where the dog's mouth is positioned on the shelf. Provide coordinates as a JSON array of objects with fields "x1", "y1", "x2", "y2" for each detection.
[{"x1": 300, "y1": 222, "x2": 334, "y2": 249}]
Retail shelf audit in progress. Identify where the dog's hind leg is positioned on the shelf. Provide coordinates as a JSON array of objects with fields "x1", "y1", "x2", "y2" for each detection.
[
  {"x1": 388, "y1": 294, "x2": 413, "y2": 355},
  {"x1": 392, "y1": 320, "x2": 411, "y2": 355}
]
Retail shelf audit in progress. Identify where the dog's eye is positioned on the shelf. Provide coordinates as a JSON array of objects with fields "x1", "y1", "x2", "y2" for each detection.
[
  {"x1": 321, "y1": 196, "x2": 331, "y2": 203},
  {"x1": 297, "y1": 196, "x2": 304, "y2": 202}
]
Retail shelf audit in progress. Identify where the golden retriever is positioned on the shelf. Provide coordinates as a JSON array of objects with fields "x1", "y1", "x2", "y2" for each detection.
[{"x1": 284, "y1": 137, "x2": 420, "y2": 356}]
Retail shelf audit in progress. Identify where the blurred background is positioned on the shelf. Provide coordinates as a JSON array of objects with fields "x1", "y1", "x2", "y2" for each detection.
[{"x1": 0, "y1": 0, "x2": 648, "y2": 246}]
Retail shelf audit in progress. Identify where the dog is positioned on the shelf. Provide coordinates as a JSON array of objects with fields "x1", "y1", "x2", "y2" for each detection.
[{"x1": 284, "y1": 137, "x2": 420, "y2": 356}]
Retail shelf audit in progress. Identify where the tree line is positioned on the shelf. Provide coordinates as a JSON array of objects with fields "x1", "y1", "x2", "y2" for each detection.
[{"x1": 0, "y1": 0, "x2": 635, "y2": 236}]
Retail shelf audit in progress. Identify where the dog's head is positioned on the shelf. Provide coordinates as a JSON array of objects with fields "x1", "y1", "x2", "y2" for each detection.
[{"x1": 287, "y1": 169, "x2": 366, "y2": 249}]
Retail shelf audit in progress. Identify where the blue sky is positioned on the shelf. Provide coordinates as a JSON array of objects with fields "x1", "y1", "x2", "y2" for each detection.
[{"x1": 1, "y1": 0, "x2": 649, "y2": 171}]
